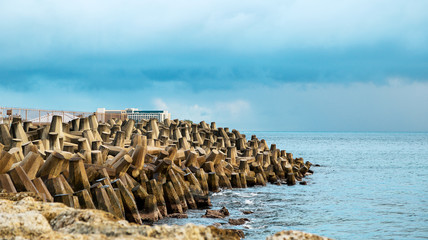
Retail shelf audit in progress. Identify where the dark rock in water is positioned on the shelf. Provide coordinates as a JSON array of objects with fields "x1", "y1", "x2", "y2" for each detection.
[
  {"x1": 219, "y1": 206, "x2": 230, "y2": 216},
  {"x1": 168, "y1": 213, "x2": 188, "y2": 218},
  {"x1": 299, "y1": 181, "x2": 307, "y2": 185},
  {"x1": 203, "y1": 210, "x2": 224, "y2": 218},
  {"x1": 202, "y1": 206, "x2": 230, "y2": 218},
  {"x1": 228, "y1": 218, "x2": 250, "y2": 225},
  {"x1": 314, "y1": 164, "x2": 321, "y2": 167},
  {"x1": 275, "y1": 181, "x2": 281, "y2": 186},
  {"x1": 242, "y1": 210, "x2": 254, "y2": 214}
]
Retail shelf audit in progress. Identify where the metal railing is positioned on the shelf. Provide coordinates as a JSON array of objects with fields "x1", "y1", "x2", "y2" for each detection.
[
  {"x1": 0, "y1": 107, "x2": 94, "y2": 125},
  {"x1": 0, "y1": 107, "x2": 128, "y2": 125}
]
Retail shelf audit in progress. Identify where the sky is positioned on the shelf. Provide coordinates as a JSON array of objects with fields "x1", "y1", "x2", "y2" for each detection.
[{"x1": 0, "y1": 0, "x2": 427, "y2": 131}]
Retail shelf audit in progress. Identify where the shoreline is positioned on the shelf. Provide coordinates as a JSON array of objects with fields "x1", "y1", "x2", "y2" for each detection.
[{"x1": 0, "y1": 193, "x2": 332, "y2": 240}]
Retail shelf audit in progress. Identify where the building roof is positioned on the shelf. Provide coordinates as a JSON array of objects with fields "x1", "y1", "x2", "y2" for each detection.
[{"x1": 128, "y1": 110, "x2": 165, "y2": 113}]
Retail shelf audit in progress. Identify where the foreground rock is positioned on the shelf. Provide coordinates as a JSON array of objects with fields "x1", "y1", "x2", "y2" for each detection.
[
  {"x1": 0, "y1": 195, "x2": 334, "y2": 240},
  {"x1": 266, "y1": 230, "x2": 333, "y2": 240},
  {"x1": 0, "y1": 196, "x2": 242, "y2": 240}
]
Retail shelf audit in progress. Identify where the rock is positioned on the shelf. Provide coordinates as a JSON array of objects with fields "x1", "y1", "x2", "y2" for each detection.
[
  {"x1": 219, "y1": 206, "x2": 230, "y2": 216},
  {"x1": 299, "y1": 181, "x2": 308, "y2": 185},
  {"x1": 168, "y1": 213, "x2": 188, "y2": 218},
  {"x1": 209, "y1": 226, "x2": 245, "y2": 240},
  {"x1": 203, "y1": 210, "x2": 225, "y2": 218},
  {"x1": 0, "y1": 196, "x2": 242, "y2": 240},
  {"x1": 228, "y1": 218, "x2": 249, "y2": 225},
  {"x1": 241, "y1": 210, "x2": 253, "y2": 214},
  {"x1": 0, "y1": 212, "x2": 52, "y2": 238},
  {"x1": 0, "y1": 191, "x2": 43, "y2": 201},
  {"x1": 202, "y1": 206, "x2": 230, "y2": 218},
  {"x1": 229, "y1": 229, "x2": 245, "y2": 239},
  {"x1": 314, "y1": 164, "x2": 321, "y2": 167},
  {"x1": 266, "y1": 230, "x2": 333, "y2": 240}
]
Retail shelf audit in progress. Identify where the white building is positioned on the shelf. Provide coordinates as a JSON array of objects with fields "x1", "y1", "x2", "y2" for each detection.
[{"x1": 96, "y1": 108, "x2": 171, "y2": 122}]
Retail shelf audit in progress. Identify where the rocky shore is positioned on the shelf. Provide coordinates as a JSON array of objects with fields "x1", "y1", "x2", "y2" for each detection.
[
  {"x1": 0, "y1": 194, "x2": 242, "y2": 239},
  {"x1": 0, "y1": 115, "x2": 319, "y2": 239},
  {"x1": 0, "y1": 193, "x2": 332, "y2": 240}
]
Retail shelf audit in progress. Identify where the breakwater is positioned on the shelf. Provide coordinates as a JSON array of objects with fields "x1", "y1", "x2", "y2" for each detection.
[{"x1": 0, "y1": 115, "x2": 312, "y2": 228}]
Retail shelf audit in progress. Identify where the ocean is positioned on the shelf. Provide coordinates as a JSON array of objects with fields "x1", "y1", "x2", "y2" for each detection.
[{"x1": 156, "y1": 132, "x2": 428, "y2": 240}]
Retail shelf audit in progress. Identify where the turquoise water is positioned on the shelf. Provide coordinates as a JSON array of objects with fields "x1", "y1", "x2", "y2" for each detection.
[{"x1": 157, "y1": 132, "x2": 428, "y2": 240}]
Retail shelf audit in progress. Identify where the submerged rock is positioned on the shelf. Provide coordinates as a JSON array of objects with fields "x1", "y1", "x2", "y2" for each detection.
[
  {"x1": 202, "y1": 207, "x2": 230, "y2": 218},
  {"x1": 168, "y1": 213, "x2": 188, "y2": 218},
  {"x1": 241, "y1": 210, "x2": 253, "y2": 215},
  {"x1": 228, "y1": 218, "x2": 250, "y2": 225}
]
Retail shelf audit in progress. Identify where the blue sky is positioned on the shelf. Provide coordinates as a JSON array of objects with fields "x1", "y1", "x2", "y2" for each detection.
[{"x1": 1, "y1": 0, "x2": 427, "y2": 131}]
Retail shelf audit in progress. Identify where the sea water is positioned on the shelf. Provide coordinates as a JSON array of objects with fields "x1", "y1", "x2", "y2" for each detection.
[{"x1": 156, "y1": 132, "x2": 428, "y2": 240}]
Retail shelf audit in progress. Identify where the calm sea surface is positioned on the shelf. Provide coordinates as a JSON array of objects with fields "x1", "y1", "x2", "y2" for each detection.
[{"x1": 156, "y1": 132, "x2": 428, "y2": 240}]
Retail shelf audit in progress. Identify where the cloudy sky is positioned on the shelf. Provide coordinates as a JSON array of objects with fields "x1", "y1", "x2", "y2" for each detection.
[{"x1": 1, "y1": 0, "x2": 427, "y2": 131}]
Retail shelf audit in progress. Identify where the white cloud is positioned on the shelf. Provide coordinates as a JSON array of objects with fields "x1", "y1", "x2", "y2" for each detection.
[
  {"x1": 171, "y1": 103, "x2": 213, "y2": 122},
  {"x1": 152, "y1": 98, "x2": 168, "y2": 110},
  {"x1": 148, "y1": 98, "x2": 252, "y2": 128},
  {"x1": 214, "y1": 100, "x2": 251, "y2": 120}
]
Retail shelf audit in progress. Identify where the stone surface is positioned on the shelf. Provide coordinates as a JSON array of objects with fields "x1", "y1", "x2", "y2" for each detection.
[
  {"x1": 0, "y1": 211, "x2": 52, "y2": 238},
  {"x1": 241, "y1": 210, "x2": 253, "y2": 214},
  {"x1": 0, "y1": 196, "x2": 242, "y2": 240},
  {"x1": 266, "y1": 230, "x2": 333, "y2": 240},
  {"x1": 202, "y1": 207, "x2": 230, "y2": 218},
  {"x1": 168, "y1": 213, "x2": 188, "y2": 218},
  {"x1": 228, "y1": 218, "x2": 249, "y2": 225}
]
